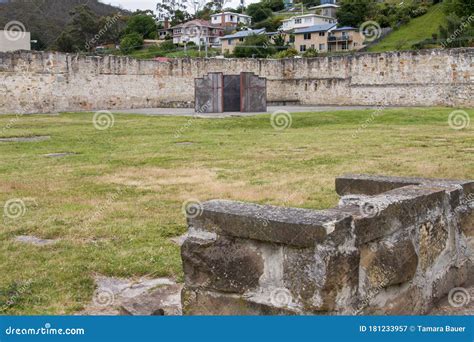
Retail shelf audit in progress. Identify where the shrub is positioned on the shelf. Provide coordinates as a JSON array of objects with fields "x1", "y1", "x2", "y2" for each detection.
[
  {"x1": 120, "y1": 32, "x2": 144, "y2": 54},
  {"x1": 159, "y1": 40, "x2": 176, "y2": 51},
  {"x1": 274, "y1": 48, "x2": 298, "y2": 59},
  {"x1": 302, "y1": 47, "x2": 318, "y2": 58}
]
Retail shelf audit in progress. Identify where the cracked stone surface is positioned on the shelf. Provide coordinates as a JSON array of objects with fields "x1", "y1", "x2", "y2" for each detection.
[
  {"x1": 170, "y1": 233, "x2": 188, "y2": 246},
  {"x1": 429, "y1": 285, "x2": 474, "y2": 315},
  {"x1": 15, "y1": 235, "x2": 58, "y2": 246},
  {"x1": 0, "y1": 136, "x2": 50, "y2": 142},
  {"x1": 79, "y1": 276, "x2": 182, "y2": 316}
]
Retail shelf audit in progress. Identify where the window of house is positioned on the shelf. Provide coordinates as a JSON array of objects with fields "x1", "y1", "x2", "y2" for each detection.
[
  {"x1": 289, "y1": 35, "x2": 295, "y2": 43},
  {"x1": 319, "y1": 43, "x2": 325, "y2": 50},
  {"x1": 303, "y1": 33, "x2": 311, "y2": 40},
  {"x1": 311, "y1": 44, "x2": 315, "y2": 49},
  {"x1": 239, "y1": 38, "x2": 244, "y2": 42},
  {"x1": 230, "y1": 15, "x2": 234, "y2": 21},
  {"x1": 342, "y1": 42, "x2": 348, "y2": 50},
  {"x1": 295, "y1": 18, "x2": 302, "y2": 24},
  {"x1": 228, "y1": 39, "x2": 232, "y2": 45},
  {"x1": 300, "y1": 45, "x2": 306, "y2": 52},
  {"x1": 319, "y1": 32, "x2": 325, "y2": 36}
]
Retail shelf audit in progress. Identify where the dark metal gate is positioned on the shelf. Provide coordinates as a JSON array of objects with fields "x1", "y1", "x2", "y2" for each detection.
[
  {"x1": 194, "y1": 72, "x2": 223, "y2": 113},
  {"x1": 240, "y1": 72, "x2": 267, "y2": 113},
  {"x1": 223, "y1": 75, "x2": 241, "y2": 112},
  {"x1": 195, "y1": 72, "x2": 266, "y2": 113}
]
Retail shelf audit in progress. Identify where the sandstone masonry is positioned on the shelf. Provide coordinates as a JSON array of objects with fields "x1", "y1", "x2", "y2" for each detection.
[
  {"x1": 181, "y1": 174, "x2": 473, "y2": 315},
  {"x1": 0, "y1": 48, "x2": 473, "y2": 114}
]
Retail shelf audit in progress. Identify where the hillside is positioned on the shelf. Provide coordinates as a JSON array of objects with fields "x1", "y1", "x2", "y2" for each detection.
[
  {"x1": 0, "y1": 0, "x2": 127, "y2": 48},
  {"x1": 368, "y1": 3, "x2": 446, "y2": 52}
]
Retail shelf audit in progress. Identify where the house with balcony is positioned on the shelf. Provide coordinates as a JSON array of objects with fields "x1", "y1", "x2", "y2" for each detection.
[
  {"x1": 292, "y1": 24, "x2": 365, "y2": 53},
  {"x1": 280, "y1": 13, "x2": 337, "y2": 32},
  {"x1": 210, "y1": 12, "x2": 252, "y2": 28},
  {"x1": 293, "y1": 23, "x2": 336, "y2": 53},
  {"x1": 327, "y1": 26, "x2": 365, "y2": 52},
  {"x1": 220, "y1": 28, "x2": 266, "y2": 54},
  {"x1": 171, "y1": 19, "x2": 224, "y2": 46}
]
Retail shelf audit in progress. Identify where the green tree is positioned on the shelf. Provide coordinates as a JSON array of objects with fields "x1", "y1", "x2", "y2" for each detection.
[
  {"x1": 301, "y1": 0, "x2": 320, "y2": 7},
  {"x1": 234, "y1": 34, "x2": 276, "y2": 58},
  {"x1": 55, "y1": 31, "x2": 76, "y2": 52},
  {"x1": 254, "y1": 16, "x2": 283, "y2": 32},
  {"x1": 120, "y1": 32, "x2": 144, "y2": 54},
  {"x1": 336, "y1": 0, "x2": 376, "y2": 27},
  {"x1": 439, "y1": 13, "x2": 474, "y2": 48},
  {"x1": 54, "y1": 5, "x2": 99, "y2": 52},
  {"x1": 443, "y1": 0, "x2": 474, "y2": 18},
  {"x1": 125, "y1": 13, "x2": 158, "y2": 39},
  {"x1": 262, "y1": 0, "x2": 285, "y2": 12},
  {"x1": 246, "y1": 3, "x2": 273, "y2": 23}
]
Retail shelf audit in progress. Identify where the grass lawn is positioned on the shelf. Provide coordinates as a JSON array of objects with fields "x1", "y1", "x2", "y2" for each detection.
[
  {"x1": 0, "y1": 107, "x2": 472, "y2": 314},
  {"x1": 368, "y1": 3, "x2": 446, "y2": 52}
]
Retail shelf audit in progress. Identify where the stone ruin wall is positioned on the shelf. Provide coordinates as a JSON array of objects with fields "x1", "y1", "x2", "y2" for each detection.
[
  {"x1": 0, "y1": 48, "x2": 473, "y2": 114},
  {"x1": 180, "y1": 174, "x2": 473, "y2": 315}
]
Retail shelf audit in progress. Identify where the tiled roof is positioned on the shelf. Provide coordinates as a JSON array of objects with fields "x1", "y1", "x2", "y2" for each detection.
[
  {"x1": 332, "y1": 26, "x2": 357, "y2": 31},
  {"x1": 293, "y1": 23, "x2": 336, "y2": 34},
  {"x1": 221, "y1": 28, "x2": 266, "y2": 40}
]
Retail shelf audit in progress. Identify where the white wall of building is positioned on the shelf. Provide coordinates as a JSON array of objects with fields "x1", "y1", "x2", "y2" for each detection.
[
  {"x1": 0, "y1": 30, "x2": 31, "y2": 52},
  {"x1": 281, "y1": 15, "x2": 336, "y2": 31}
]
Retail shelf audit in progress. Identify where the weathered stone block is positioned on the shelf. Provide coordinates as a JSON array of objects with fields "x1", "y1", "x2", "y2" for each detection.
[
  {"x1": 283, "y1": 246, "x2": 359, "y2": 312},
  {"x1": 182, "y1": 288, "x2": 298, "y2": 315},
  {"x1": 360, "y1": 239, "x2": 418, "y2": 290},
  {"x1": 189, "y1": 200, "x2": 353, "y2": 248},
  {"x1": 336, "y1": 174, "x2": 473, "y2": 197},
  {"x1": 181, "y1": 174, "x2": 474, "y2": 315},
  {"x1": 419, "y1": 218, "x2": 449, "y2": 271},
  {"x1": 181, "y1": 235, "x2": 264, "y2": 294},
  {"x1": 344, "y1": 185, "x2": 448, "y2": 245}
]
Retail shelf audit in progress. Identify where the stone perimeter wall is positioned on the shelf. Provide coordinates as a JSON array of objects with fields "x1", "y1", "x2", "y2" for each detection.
[
  {"x1": 181, "y1": 174, "x2": 473, "y2": 315},
  {"x1": 0, "y1": 48, "x2": 473, "y2": 114}
]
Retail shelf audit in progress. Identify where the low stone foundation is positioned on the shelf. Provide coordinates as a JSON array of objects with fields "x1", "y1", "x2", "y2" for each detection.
[{"x1": 180, "y1": 174, "x2": 473, "y2": 315}]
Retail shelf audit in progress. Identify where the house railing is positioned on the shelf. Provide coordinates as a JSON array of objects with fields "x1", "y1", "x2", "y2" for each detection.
[{"x1": 328, "y1": 35, "x2": 352, "y2": 42}]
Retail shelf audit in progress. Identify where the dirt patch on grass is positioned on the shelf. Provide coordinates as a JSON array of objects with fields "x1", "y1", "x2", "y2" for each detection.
[{"x1": 97, "y1": 166, "x2": 311, "y2": 204}]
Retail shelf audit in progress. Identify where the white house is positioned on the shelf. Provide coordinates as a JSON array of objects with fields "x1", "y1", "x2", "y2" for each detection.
[
  {"x1": 0, "y1": 30, "x2": 31, "y2": 52},
  {"x1": 280, "y1": 14, "x2": 337, "y2": 32},
  {"x1": 171, "y1": 19, "x2": 224, "y2": 46},
  {"x1": 309, "y1": 4, "x2": 340, "y2": 18},
  {"x1": 210, "y1": 12, "x2": 252, "y2": 28}
]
